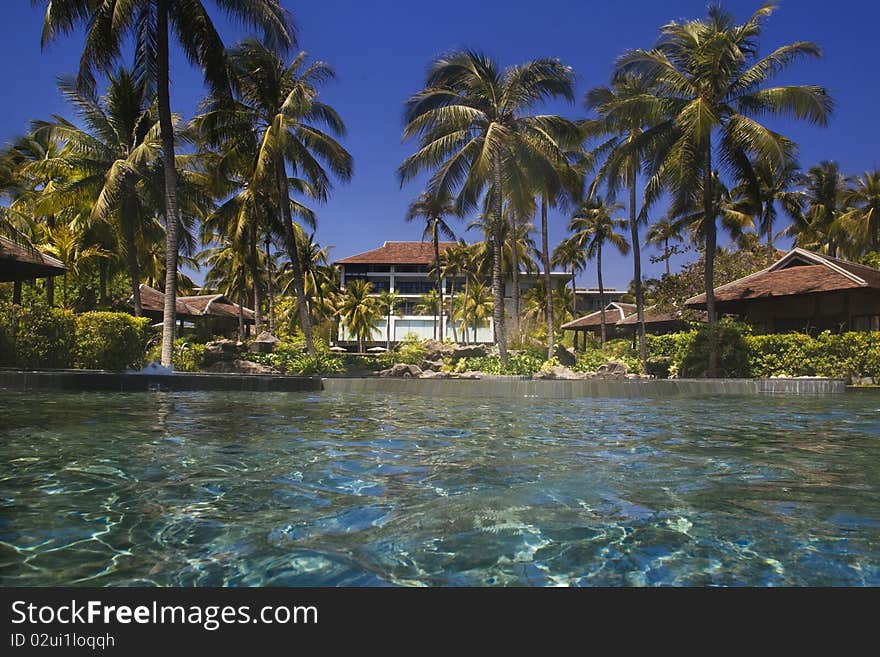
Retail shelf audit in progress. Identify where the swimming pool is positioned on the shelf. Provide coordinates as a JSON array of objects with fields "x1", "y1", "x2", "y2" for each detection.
[{"x1": 1, "y1": 390, "x2": 878, "y2": 586}]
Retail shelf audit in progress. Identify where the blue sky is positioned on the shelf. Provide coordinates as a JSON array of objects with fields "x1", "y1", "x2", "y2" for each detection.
[{"x1": 3, "y1": 1, "x2": 878, "y2": 289}]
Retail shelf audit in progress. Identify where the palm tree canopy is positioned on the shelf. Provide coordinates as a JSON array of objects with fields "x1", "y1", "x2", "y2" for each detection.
[{"x1": 569, "y1": 196, "x2": 631, "y2": 259}]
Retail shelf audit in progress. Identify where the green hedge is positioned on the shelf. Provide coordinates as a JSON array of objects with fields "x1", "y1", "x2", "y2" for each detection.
[
  {"x1": 12, "y1": 303, "x2": 77, "y2": 368},
  {"x1": 73, "y1": 312, "x2": 152, "y2": 370},
  {"x1": 747, "y1": 331, "x2": 880, "y2": 380}
]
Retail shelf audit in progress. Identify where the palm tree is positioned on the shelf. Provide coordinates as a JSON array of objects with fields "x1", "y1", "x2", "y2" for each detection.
[
  {"x1": 30, "y1": 71, "x2": 161, "y2": 315},
  {"x1": 645, "y1": 218, "x2": 684, "y2": 276},
  {"x1": 618, "y1": 2, "x2": 832, "y2": 374},
  {"x1": 222, "y1": 40, "x2": 352, "y2": 356},
  {"x1": 337, "y1": 279, "x2": 379, "y2": 352},
  {"x1": 552, "y1": 235, "x2": 588, "y2": 318},
  {"x1": 585, "y1": 74, "x2": 668, "y2": 373},
  {"x1": 37, "y1": 0, "x2": 295, "y2": 367},
  {"x1": 568, "y1": 196, "x2": 630, "y2": 345},
  {"x1": 40, "y1": 223, "x2": 108, "y2": 307},
  {"x1": 376, "y1": 289, "x2": 402, "y2": 350},
  {"x1": 405, "y1": 191, "x2": 456, "y2": 341},
  {"x1": 787, "y1": 161, "x2": 846, "y2": 256},
  {"x1": 737, "y1": 157, "x2": 803, "y2": 261},
  {"x1": 840, "y1": 171, "x2": 880, "y2": 254},
  {"x1": 462, "y1": 280, "x2": 493, "y2": 344},
  {"x1": 201, "y1": 239, "x2": 252, "y2": 341},
  {"x1": 399, "y1": 50, "x2": 576, "y2": 363}
]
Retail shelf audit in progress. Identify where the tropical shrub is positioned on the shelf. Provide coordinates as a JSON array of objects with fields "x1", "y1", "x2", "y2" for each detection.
[
  {"x1": 13, "y1": 303, "x2": 76, "y2": 368},
  {"x1": 145, "y1": 338, "x2": 205, "y2": 372},
  {"x1": 0, "y1": 302, "x2": 14, "y2": 366},
  {"x1": 395, "y1": 334, "x2": 427, "y2": 365},
  {"x1": 679, "y1": 321, "x2": 751, "y2": 378},
  {"x1": 245, "y1": 349, "x2": 344, "y2": 375},
  {"x1": 73, "y1": 312, "x2": 151, "y2": 370},
  {"x1": 453, "y1": 353, "x2": 543, "y2": 375},
  {"x1": 746, "y1": 331, "x2": 880, "y2": 381},
  {"x1": 572, "y1": 348, "x2": 608, "y2": 373}
]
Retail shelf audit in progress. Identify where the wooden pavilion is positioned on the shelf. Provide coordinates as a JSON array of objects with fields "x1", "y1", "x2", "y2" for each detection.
[{"x1": 0, "y1": 236, "x2": 66, "y2": 304}]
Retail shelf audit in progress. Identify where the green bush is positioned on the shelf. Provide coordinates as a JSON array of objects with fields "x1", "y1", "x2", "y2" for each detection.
[
  {"x1": 73, "y1": 312, "x2": 151, "y2": 370},
  {"x1": 679, "y1": 321, "x2": 751, "y2": 378},
  {"x1": 395, "y1": 335, "x2": 428, "y2": 365},
  {"x1": 572, "y1": 348, "x2": 608, "y2": 373},
  {"x1": 14, "y1": 303, "x2": 76, "y2": 368},
  {"x1": 144, "y1": 338, "x2": 205, "y2": 372},
  {"x1": 245, "y1": 349, "x2": 344, "y2": 375},
  {"x1": 453, "y1": 353, "x2": 544, "y2": 375},
  {"x1": 0, "y1": 302, "x2": 14, "y2": 366},
  {"x1": 746, "y1": 331, "x2": 880, "y2": 381}
]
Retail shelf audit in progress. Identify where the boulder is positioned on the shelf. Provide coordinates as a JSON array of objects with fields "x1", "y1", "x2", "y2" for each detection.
[
  {"x1": 422, "y1": 339, "x2": 455, "y2": 362},
  {"x1": 203, "y1": 339, "x2": 242, "y2": 365},
  {"x1": 533, "y1": 365, "x2": 588, "y2": 380},
  {"x1": 451, "y1": 344, "x2": 489, "y2": 360},
  {"x1": 207, "y1": 359, "x2": 280, "y2": 375},
  {"x1": 553, "y1": 344, "x2": 577, "y2": 367},
  {"x1": 249, "y1": 331, "x2": 280, "y2": 353},
  {"x1": 595, "y1": 361, "x2": 628, "y2": 379},
  {"x1": 419, "y1": 370, "x2": 451, "y2": 379},
  {"x1": 378, "y1": 363, "x2": 423, "y2": 378},
  {"x1": 419, "y1": 359, "x2": 444, "y2": 372}
]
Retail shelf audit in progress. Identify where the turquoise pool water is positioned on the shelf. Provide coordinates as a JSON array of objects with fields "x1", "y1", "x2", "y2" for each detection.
[{"x1": 1, "y1": 390, "x2": 878, "y2": 586}]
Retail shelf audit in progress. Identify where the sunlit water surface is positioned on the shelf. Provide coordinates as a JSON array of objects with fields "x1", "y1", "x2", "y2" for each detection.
[{"x1": 1, "y1": 390, "x2": 878, "y2": 586}]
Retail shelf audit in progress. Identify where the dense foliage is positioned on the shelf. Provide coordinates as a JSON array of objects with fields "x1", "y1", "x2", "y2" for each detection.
[{"x1": 73, "y1": 312, "x2": 152, "y2": 370}]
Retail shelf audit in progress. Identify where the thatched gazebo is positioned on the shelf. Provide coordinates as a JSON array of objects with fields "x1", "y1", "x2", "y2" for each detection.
[{"x1": 0, "y1": 236, "x2": 67, "y2": 304}]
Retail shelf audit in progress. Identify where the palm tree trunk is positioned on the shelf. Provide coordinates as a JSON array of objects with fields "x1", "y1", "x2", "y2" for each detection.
[
  {"x1": 703, "y1": 147, "x2": 718, "y2": 377},
  {"x1": 598, "y1": 246, "x2": 607, "y2": 346},
  {"x1": 238, "y1": 292, "x2": 245, "y2": 342},
  {"x1": 462, "y1": 276, "x2": 470, "y2": 345},
  {"x1": 46, "y1": 215, "x2": 55, "y2": 306},
  {"x1": 571, "y1": 267, "x2": 577, "y2": 317},
  {"x1": 629, "y1": 170, "x2": 647, "y2": 374},
  {"x1": 664, "y1": 238, "x2": 670, "y2": 277},
  {"x1": 449, "y1": 281, "x2": 458, "y2": 344},
  {"x1": 510, "y1": 210, "x2": 520, "y2": 345},
  {"x1": 249, "y1": 220, "x2": 262, "y2": 334},
  {"x1": 122, "y1": 218, "x2": 141, "y2": 316},
  {"x1": 433, "y1": 221, "x2": 443, "y2": 342},
  {"x1": 277, "y1": 161, "x2": 316, "y2": 356},
  {"x1": 491, "y1": 153, "x2": 507, "y2": 363},
  {"x1": 541, "y1": 196, "x2": 554, "y2": 359},
  {"x1": 157, "y1": 1, "x2": 180, "y2": 369},
  {"x1": 265, "y1": 236, "x2": 275, "y2": 333},
  {"x1": 386, "y1": 309, "x2": 391, "y2": 350}
]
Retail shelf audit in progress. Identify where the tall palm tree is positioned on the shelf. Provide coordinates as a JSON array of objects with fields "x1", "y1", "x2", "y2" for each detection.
[
  {"x1": 222, "y1": 40, "x2": 352, "y2": 356},
  {"x1": 568, "y1": 196, "x2": 630, "y2": 345},
  {"x1": 787, "y1": 161, "x2": 846, "y2": 256},
  {"x1": 742, "y1": 158, "x2": 802, "y2": 260},
  {"x1": 406, "y1": 191, "x2": 456, "y2": 342},
  {"x1": 461, "y1": 279, "x2": 493, "y2": 344},
  {"x1": 201, "y1": 239, "x2": 252, "y2": 341},
  {"x1": 645, "y1": 218, "x2": 684, "y2": 276},
  {"x1": 585, "y1": 74, "x2": 667, "y2": 372},
  {"x1": 337, "y1": 279, "x2": 379, "y2": 353},
  {"x1": 618, "y1": 2, "x2": 832, "y2": 374},
  {"x1": 399, "y1": 50, "x2": 576, "y2": 363},
  {"x1": 840, "y1": 171, "x2": 880, "y2": 254},
  {"x1": 30, "y1": 71, "x2": 161, "y2": 315},
  {"x1": 552, "y1": 235, "x2": 588, "y2": 318},
  {"x1": 376, "y1": 289, "x2": 402, "y2": 350},
  {"x1": 36, "y1": 0, "x2": 295, "y2": 367}
]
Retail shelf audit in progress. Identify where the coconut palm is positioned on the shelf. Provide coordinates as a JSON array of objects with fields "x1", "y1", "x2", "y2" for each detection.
[
  {"x1": 585, "y1": 74, "x2": 669, "y2": 373},
  {"x1": 839, "y1": 171, "x2": 880, "y2": 254},
  {"x1": 568, "y1": 196, "x2": 630, "y2": 344},
  {"x1": 786, "y1": 161, "x2": 846, "y2": 256},
  {"x1": 36, "y1": 0, "x2": 295, "y2": 367},
  {"x1": 201, "y1": 239, "x2": 253, "y2": 340},
  {"x1": 406, "y1": 190, "x2": 456, "y2": 341},
  {"x1": 645, "y1": 218, "x2": 684, "y2": 276},
  {"x1": 552, "y1": 234, "x2": 588, "y2": 318},
  {"x1": 736, "y1": 157, "x2": 803, "y2": 261},
  {"x1": 219, "y1": 39, "x2": 352, "y2": 356},
  {"x1": 461, "y1": 280, "x2": 493, "y2": 344},
  {"x1": 376, "y1": 290, "x2": 402, "y2": 350},
  {"x1": 617, "y1": 2, "x2": 832, "y2": 374},
  {"x1": 337, "y1": 279, "x2": 379, "y2": 352},
  {"x1": 40, "y1": 223, "x2": 108, "y2": 307},
  {"x1": 28, "y1": 71, "x2": 161, "y2": 315},
  {"x1": 399, "y1": 50, "x2": 576, "y2": 363}
]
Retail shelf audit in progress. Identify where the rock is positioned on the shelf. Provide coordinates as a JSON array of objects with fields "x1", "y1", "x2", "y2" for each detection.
[
  {"x1": 419, "y1": 359, "x2": 444, "y2": 372},
  {"x1": 378, "y1": 363, "x2": 423, "y2": 378},
  {"x1": 203, "y1": 339, "x2": 242, "y2": 365},
  {"x1": 533, "y1": 365, "x2": 588, "y2": 380},
  {"x1": 457, "y1": 371, "x2": 482, "y2": 379},
  {"x1": 249, "y1": 331, "x2": 280, "y2": 353},
  {"x1": 207, "y1": 359, "x2": 279, "y2": 375},
  {"x1": 422, "y1": 339, "x2": 455, "y2": 362},
  {"x1": 553, "y1": 344, "x2": 577, "y2": 367},
  {"x1": 419, "y1": 370, "x2": 452, "y2": 379},
  {"x1": 450, "y1": 344, "x2": 489, "y2": 360},
  {"x1": 595, "y1": 361, "x2": 628, "y2": 379}
]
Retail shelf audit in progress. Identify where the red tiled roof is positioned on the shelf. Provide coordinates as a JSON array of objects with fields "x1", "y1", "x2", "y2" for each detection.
[
  {"x1": 135, "y1": 285, "x2": 255, "y2": 321},
  {"x1": 335, "y1": 241, "x2": 457, "y2": 265},
  {"x1": 618, "y1": 305, "x2": 707, "y2": 326},
  {"x1": 561, "y1": 303, "x2": 636, "y2": 329},
  {"x1": 0, "y1": 236, "x2": 66, "y2": 282},
  {"x1": 685, "y1": 248, "x2": 880, "y2": 308}
]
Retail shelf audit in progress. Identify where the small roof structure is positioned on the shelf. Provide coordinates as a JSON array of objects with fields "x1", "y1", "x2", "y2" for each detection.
[
  {"x1": 617, "y1": 305, "x2": 707, "y2": 329},
  {"x1": 685, "y1": 248, "x2": 880, "y2": 311},
  {"x1": 562, "y1": 302, "x2": 636, "y2": 330},
  {"x1": 134, "y1": 284, "x2": 255, "y2": 323},
  {"x1": 334, "y1": 241, "x2": 457, "y2": 266},
  {"x1": 0, "y1": 236, "x2": 66, "y2": 282}
]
